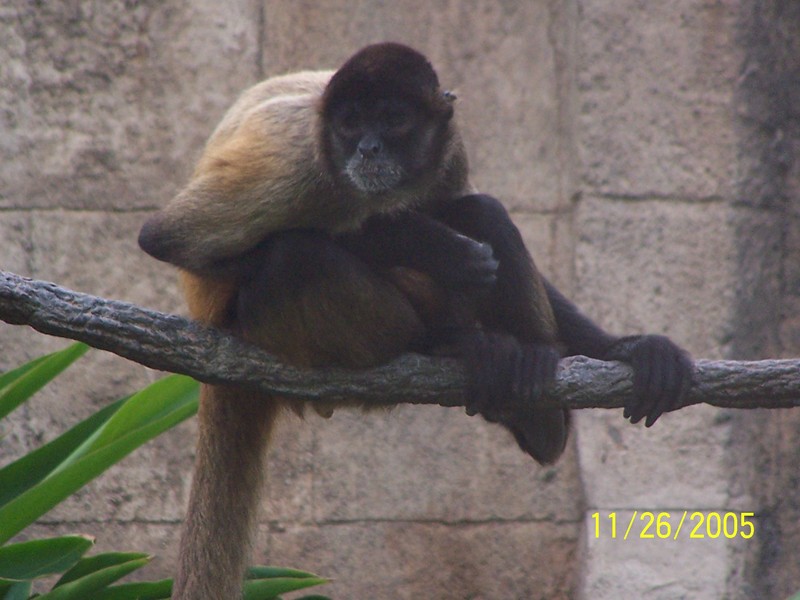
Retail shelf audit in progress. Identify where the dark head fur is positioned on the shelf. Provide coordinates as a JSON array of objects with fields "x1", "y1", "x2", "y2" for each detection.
[
  {"x1": 321, "y1": 43, "x2": 453, "y2": 121},
  {"x1": 316, "y1": 42, "x2": 467, "y2": 214}
]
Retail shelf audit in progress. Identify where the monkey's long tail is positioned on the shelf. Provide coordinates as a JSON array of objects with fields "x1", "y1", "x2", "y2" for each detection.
[{"x1": 172, "y1": 385, "x2": 278, "y2": 600}]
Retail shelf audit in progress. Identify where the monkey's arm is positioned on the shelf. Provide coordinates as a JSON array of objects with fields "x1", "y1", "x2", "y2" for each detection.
[
  {"x1": 540, "y1": 279, "x2": 615, "y2": 357},
  {"x1": 432, "y1": 194, "x2": 568, "y2": 464},
  {"x1": 435, "y1": 193, "x2": 691, "y2": 449},
  {"x1": 433, "y1": 195, "x2": 558, "y2": 343},
  {"x1": 543, "y1": 278, "x2": 694, "y2": 426},
  {"x1": 337, "y1": 212, "x2": 498, "y2": 289}
]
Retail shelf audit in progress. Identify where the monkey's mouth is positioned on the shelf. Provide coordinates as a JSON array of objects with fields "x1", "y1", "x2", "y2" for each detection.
[{"x1": 345, "y1": 157, "x2": 405, "y2": 193}]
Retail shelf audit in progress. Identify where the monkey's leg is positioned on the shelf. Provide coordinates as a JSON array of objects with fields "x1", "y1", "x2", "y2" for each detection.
[
  {"x1": 435, "y1": 194, "x2": 570, "y2": 464},
  {"x1": 236, "y1": 229, "x2": 426, "y2": 369}
]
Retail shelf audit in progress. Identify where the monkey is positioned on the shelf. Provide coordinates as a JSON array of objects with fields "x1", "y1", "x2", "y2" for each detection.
[
  {"x1": 138, "y1": 43, "x2": 693, "y2": 599},
  {"x1": 137, "y1": 62, "x2": 471, "y2": 276}
]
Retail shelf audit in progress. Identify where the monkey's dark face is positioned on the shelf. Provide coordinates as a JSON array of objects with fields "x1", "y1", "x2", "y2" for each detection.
[{"x1": 326, "y1": 96, "x2": 450, "y2": 195}]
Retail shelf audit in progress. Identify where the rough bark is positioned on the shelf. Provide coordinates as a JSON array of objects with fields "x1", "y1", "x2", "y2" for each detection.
[{"x1": 1, "y1": 270, "x2": 798, "y2": 411}]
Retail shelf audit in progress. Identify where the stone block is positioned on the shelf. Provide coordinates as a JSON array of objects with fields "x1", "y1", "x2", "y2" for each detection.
[
  {"x1": 28, "y1": 210, "x2": 183, "y2": 312},
  {"x1": 574, "y1": 197, "x2": 740, "y2": 358},
  {"x1": 260, "y1": 520, "x2": 579, "y2": 600},
  {"x1": 572, "y1": 197, "x2": 753, "y2": 507},
  {"x1": 779, "y1": 214, "x2": 800, "y2": 355},
  {"x1": 577, "y1": 0, "x2": 743, "y2": 199},
  {"x1": 0, "y1": 213, "x2": 45, "y2": 381},
  {"x1": 310, "y1": 405, "x2": 581, "y2": 524},
  {"x1": 0, "y1": 1, "x2": 259, "y2": 211},
  {"x1": 574, "y1": 405, "x2": 737, "y2": 510},
  {"x1": 578, "y1": 509, "x2": 753, "y2": 600},
  {"x1": 261, "y1": 412, "x2": 317, "y2": 524}
]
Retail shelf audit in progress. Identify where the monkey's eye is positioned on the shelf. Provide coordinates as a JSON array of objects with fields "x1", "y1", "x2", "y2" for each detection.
[
  {"x1": 333, "y1": 109, "x2": 362, "y2": 138},
  {"x1": 384, "y1": 107, "x2": 415, "y2": 135}
]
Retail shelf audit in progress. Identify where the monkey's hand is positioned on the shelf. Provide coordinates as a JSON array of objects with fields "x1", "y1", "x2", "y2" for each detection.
[
  {"x1": 604, "y1": 334, "x2": 694, "y2": 427},
  {"x1": 439, "y1": 235, "x2": 499, "y2": 290},
  {"x1": 458, "y1": 331, "x2": 560, "y2": 422},
  {"x1": 453, "y1": 330, "x2": 568, "y2": 464}
]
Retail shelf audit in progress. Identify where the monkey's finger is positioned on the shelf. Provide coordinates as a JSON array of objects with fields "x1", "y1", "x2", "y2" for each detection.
[
  {"x1": 533, "y1": 345, "x2": 559, "y2": 403},
  {"x1": 678, "y1": 352, "x2": 695, "y2": 401},
  {"x1": 627, "y1": 343, "x2": 658, "y2": 424},
  {"x1": 516, "y1": 346, "x2": 544, "y2": 408},
  {"x1": 467, "y1": 252, "x2": 500, "y2": 287},
  {"x1": 463, "y1": 334, "x2": 490, "y2": 416},
  {"x1": 451, "y1": 240, "x2": 499, "y2": 288},
  {"x1": 513, "y1": 345, "x2": 540, "y2": 406},
  {"x1": 646, "y1": 347, "x2": 694, "y2": 427},
  {"x1": 473, "y1": 240, "x2": 496, "y2": 264},
  {"x1": 497, "y1": 341, "x2": 520, "y2": 420},
  {"x1": 645, "y1": 349, "x2": 680, "y2": 427},
  {"x1": 469, "y1": 333, "x2": 512, "y2": 421},
  {"x1": 644, "y1": 342, "x2": 674, "y2": 426}
]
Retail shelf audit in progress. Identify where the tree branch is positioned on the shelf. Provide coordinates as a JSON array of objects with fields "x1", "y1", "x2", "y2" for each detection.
[{"x1": 1, "y1": 270, "x2": 798, "y2": 411}]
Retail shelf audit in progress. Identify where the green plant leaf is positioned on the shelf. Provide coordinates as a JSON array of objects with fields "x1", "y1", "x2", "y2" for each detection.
[
  {"x1": 0, "y1": 343, "x2": 89, "y2": 420},
  {"x1": 80, "y1": 567, "x2": 329, "y2": 600},
  {"x1": 35, "y1": 556, "x2": 149, "y2": 600},
  {"x1": 55, "y1": 552, "x2": 150, "y2": 587},
  {"x1": 86, "y1": 579, "x2": 172, "y2": 600},
  {"x1": 0, "y1": 398, "x2": 125, "y2": 508},
  {"x1": 0, "y1": 535, "x2": 93, "y2": 582},
  {"x1": 246, "y1": 566, "x2": 325, "y2": 580},
  {"x1": 0, "y1": 580, "x2": 33, "y2": 600},
  {"x1": 0, "y1": 375, "x2": 198, "y2": 544},
  {"x1": 48, "y1": 376, "x2": 198, "y2": 479},
  {"x1": 242, "y1": 576, "x2": 329, "y2": 600},
  {"x1": 242, "y1": 566, "x2": 329, "y2": 599}
]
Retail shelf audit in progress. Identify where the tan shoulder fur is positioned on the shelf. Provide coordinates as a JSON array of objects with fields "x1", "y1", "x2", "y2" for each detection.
[
  {"x1": 141, "y1": 70, "x2": 343, "y2": 272},
  {"x1": 139, "y1": 69, "x2": 474, "y2": 274}
]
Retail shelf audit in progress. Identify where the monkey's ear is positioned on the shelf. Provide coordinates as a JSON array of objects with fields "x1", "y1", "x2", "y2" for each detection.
[{"x1": 442, "y1": 91, "x2": 457, "y2": 121}]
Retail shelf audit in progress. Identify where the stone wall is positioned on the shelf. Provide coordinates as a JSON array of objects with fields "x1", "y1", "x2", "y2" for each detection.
[
  {"x1": 574, "y1": 1, "x2": 800, "y2": 598},
  {"x1": 1, "y1": 1, "x2": 797, "y2": 598}
]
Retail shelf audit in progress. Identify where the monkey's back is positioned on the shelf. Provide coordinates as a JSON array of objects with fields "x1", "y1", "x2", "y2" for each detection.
[{"x1": 140, "y1": 70, "x2": 348, "y2": 273}]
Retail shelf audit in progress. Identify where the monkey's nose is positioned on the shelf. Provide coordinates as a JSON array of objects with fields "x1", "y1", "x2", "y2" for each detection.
[{"x1": 358, "y1": 134, "x2": 382, "y2": 157}]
